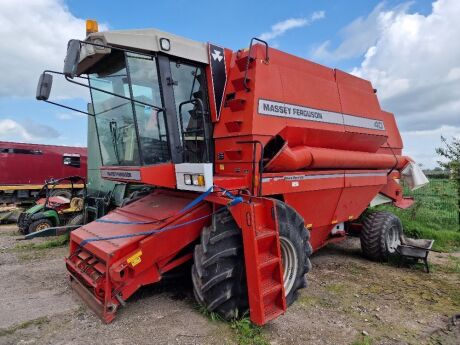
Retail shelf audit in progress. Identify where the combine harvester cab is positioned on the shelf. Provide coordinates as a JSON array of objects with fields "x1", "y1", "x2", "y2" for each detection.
[{"x1": 37, "y1": 22, "x2": 428, "y2": 325}]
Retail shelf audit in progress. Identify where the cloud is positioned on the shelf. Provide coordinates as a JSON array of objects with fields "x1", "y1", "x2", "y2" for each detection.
[
  {"x1": 311, "y1": 3, "x2": 411, "y2": 61},
  {"x1": 311, "y1": 0, "x2": 460, "y2": 167},
  {"x1": 259, "y1": 11, "x2": 325, "y2": 41},
  {"x1": 55, "y1": 112, "x2": 84, "y2": 121},
  {"x1": 22, "y1": 119, "x2": 60, "y2": 139},
  {"x1": 401, "y1": 125, "x2": 460, "y2": 168},
  {"x1": 56, "y1": 113, "x2": 73, "y2": 120},
  {"x1": 0, "y1": 119, "x2": 35, "y2": 141},
  {"x1": 0, "y1": 118, "x2": 60, "y2": 142},
  {"x1": 0, "y1": 0, "x2": 106, "y2": 100},
  {"x1": 349, "y1": 0, "x2": 460, "y2": 132}
]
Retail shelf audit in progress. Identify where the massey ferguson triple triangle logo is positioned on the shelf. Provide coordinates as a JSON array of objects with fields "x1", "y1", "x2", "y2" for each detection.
[
  {"x1": 209, "y1": 44, "x2": 227, "y2": 119},
  {"x1": 211, "y1": 50, "x2": 223, "y2": 62}
]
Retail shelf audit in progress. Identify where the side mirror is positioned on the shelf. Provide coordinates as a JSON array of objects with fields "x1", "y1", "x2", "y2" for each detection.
[
  {"x1": 36, "y1": 73, "x2": 53, "y2": 101},
  {"x1": 63, "y1": 39, "x2": 81, "y2": 78}
]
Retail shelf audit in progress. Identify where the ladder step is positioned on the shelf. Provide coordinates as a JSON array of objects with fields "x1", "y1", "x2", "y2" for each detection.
[
  {"x1": 224, "y1": 120, "x2": 243, "y2": 133},
  {"x1": 256, "y1": 231, "x2": 276, "y2": 241},
  {"x1": 261, "y1": 278, "x2": 283, "y2": 297},
  {"x1": 231, "y1": 77, "x2": 250, "y2": 91},
  {"x1": 263, "y1": 304, "x2": 284, "y2": 322},
  {"x1": 240, "y1": 199, "x2": 286, "y2": 326},
  {"x1": 226, "y1": 98, "x2": 246, "y2": 112},
  {"x1": 235, "y1": 56, "x2": 255, "y2": 71},
  {"x1": 258, "y1": 253, "x2": 279, "y2": 269}
]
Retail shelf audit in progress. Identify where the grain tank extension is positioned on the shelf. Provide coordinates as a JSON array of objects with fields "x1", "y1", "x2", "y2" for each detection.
[{"x1": 36, "y1": 22, "x2": 428, "y2": 325}]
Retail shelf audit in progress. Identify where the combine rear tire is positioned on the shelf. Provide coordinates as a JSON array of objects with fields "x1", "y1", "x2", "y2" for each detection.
[
  {"x1": 28, "y1": 218, "x2": 53, "y2": 234},
  {"x1": 360, "y1": 211, "x2": 402, "y2": 262},
  {"x1": 192, "y1": 201, "x2": 311, "y2": 319}
]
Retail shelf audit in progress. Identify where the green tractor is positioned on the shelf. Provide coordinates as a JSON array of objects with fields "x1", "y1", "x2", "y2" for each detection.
[{"x1": 18, "y1": 176, "x2": 86, "y2": 235}]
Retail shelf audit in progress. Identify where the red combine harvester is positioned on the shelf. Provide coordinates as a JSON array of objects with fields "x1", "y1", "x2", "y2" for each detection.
[
  {"x1": 37, "y1": 21, "x2": 427, "y2": 325},
  {"x1": 0, "y1": 141, "x2": 87, "y2": 204}
]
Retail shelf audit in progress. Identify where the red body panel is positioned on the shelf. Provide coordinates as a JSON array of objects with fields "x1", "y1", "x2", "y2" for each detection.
[
  {"x1": 0, "y1": 141, "x2": 87, "y2": 185},
  {"x1": 208, "y1": 46, "x2": 408, "y2": 253}
]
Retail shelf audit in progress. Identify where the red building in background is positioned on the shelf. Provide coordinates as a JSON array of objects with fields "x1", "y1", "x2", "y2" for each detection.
[{"x1": 0, "y1": 141, "x2": 87, "y2": 204}]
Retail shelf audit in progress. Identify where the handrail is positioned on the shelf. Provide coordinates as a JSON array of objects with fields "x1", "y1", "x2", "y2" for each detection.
[
  {"x1": 237, "y1": 140, "x2": 265, "y2": 196},
  {"x1": 243, "y1": 38, "x2": 269, "y2": 92}
]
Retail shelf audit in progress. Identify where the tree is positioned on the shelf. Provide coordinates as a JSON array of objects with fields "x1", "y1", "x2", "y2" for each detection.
[{"x1": 436, "y1": 136, "x2": 460, "y2": 229}]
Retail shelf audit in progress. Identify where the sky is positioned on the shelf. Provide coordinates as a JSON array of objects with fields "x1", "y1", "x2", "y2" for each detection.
[{"x1": 0, "y1": 0, "x2": 458, "y2": 168}]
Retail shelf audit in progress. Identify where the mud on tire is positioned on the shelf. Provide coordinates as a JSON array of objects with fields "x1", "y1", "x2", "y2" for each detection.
[{"x1": 360, "y1": 211, "x2": 403, "y2": 262}]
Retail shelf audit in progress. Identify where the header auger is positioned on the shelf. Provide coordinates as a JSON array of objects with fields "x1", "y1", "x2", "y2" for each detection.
[{"x1": 37, "y1": 21, "x2": 428, "y2": 325}]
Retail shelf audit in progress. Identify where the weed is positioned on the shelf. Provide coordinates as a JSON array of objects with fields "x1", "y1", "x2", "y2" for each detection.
[
  {"x1": 231, "y1": 318, "x2": 269, "y2": 345},
  {"x1": 0, "y1": 317, "x2": 49, "y2": 337},
  {"x1": 196, "y1": 305, "x2": 223, "y2": 322},
  {"x1": 351, "y1": 335, "x2": 373, "y2": 345},
  {"x1": 197, "y1": 305, "x2": 268, "y2": 345}
]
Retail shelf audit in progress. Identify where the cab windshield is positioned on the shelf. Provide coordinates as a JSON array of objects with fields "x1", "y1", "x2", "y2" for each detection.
[{"x1": 88, "y1": 51, "x2": 169, "y2": 166}]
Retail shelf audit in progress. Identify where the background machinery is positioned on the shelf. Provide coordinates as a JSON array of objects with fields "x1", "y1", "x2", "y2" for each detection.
[
  {"x1": 18, "y1": 175, "x2": 86, "y2": 234},
  {"x1": 0, "y1": 141, "x2": 87, "y2": 204},
  {"x1": 36, "y1": 22, "x2": 428, "y2": 325},
  {"x1": 19, "y1": 113, "x2": 133, "y2": 238}
]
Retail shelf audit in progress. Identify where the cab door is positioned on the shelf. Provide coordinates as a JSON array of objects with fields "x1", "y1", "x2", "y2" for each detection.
[{"x1": 157, "y1": 55, "x2": 212, "y2": 164}]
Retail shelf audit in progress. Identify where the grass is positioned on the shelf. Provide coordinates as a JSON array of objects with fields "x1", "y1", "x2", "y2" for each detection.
[
  {"x1": 197, "y1": 306, "x2": 269, "y2": 345},
  {"x1": 15, "y1": 234, "x2": 69, "y2": 251},
  {"x1": 351, "y1": 335, "x2": 373, "y2": 345},
  {"x1": 430, "y1": 255, "x2": 460, "y2": 274},
  {"x1": 231, "y1": 318, "x2": 269, "y2": 345},
  {"x1": 0, "y1": 230, "x2": 18, "y2": 236},
  {"x1": 325, "y1": 282, "x2": 346, "y2": 294},
  {"x1": 0, "y1": 317, "x2": 49, "y2": 337},
  {"x1": 375, "y1": 179, "x2": 460, "y2": 252}
]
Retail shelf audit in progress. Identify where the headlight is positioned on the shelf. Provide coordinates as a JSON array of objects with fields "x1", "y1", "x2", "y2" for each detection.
[
  {"x1": 192, "y1": 174, "x2": 205, "y2": 186},
  {"x1": 184, "y1": 174, "x2": 192, "y2": 185}
]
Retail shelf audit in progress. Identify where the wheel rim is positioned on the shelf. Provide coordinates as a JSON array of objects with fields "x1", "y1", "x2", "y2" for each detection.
[
  {"x1": 280, "y1": 236, "x2": 298, "y2": 296},
  {"x1": 36, "y1": 222, "x2": 50, "y2": 231},
  {"x1": 385, "y1": 225, "x2": 400, "y2": 253}
]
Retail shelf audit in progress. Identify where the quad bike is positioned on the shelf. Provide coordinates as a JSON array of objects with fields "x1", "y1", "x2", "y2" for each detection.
[{"x1": 18, "y1": 176, "x2": 86, "y2": 235}]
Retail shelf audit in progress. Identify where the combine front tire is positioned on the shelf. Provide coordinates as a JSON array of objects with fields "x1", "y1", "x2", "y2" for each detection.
[
  {"x1": 275, "y1": 200, "x2": 311, "y2": 305},
  {"x1": 360, "y1": 211, "x2": 402, "y2": 262},
  {"x1": 192, "y1": 210, "x2": 247, "y2": 319},
  {"x1": 192, "y1": 201, "x2": 312, "y2": 319}
]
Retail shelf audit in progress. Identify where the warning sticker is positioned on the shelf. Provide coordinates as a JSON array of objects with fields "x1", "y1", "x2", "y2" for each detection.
[{"x1": 127, "y1": 250, "x2": 143, "y2": 267}]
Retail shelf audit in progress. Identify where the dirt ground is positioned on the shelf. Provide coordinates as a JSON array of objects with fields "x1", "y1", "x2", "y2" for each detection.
[{"x1": 0, "y1": 223, "x2": 459, "y2": 345}]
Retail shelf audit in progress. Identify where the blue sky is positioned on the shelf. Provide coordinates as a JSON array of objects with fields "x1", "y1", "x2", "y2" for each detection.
[{"x1": 0, "y1": 0, "x2": 458, "y2": 168}]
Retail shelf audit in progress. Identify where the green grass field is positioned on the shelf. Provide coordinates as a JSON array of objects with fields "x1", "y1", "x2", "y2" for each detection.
[{"x1": 376, "y1": 179, "x2": 460, "y2": 252}]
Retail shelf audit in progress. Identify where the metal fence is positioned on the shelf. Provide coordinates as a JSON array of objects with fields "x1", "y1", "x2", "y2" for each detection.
[{"x1": 403, "y1": 178, "x2": 459, "y2": 231}]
